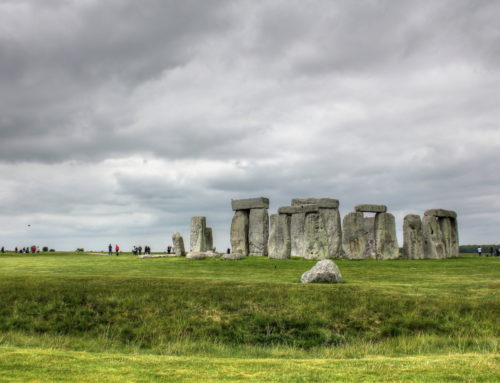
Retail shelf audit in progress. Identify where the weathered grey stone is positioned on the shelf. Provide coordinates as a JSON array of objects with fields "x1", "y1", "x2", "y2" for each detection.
[
  {"x1": 291, "y1": 198, "x2": 339, "y2": 209},
  {"x1": 374, "y1": 212, "x2": 399, "y2": 260},
  {"x1": 205, "y1": 251, "x2": 222, "y2": 258},
  {"x1": 190, "y1": 216, "x2": 206, "y2": 252},
  {"x1": 424, "y1": 209, "x2": 457, "y2": 219},
  {"x1": 450, "y1": 217, "x2": 459, "y2": 258},
  {"x1": 422, "y1": 215, "x2": 445, "y2": 259},
  {"x1": 342, "y1": 212, "x2": 366, "y2": 259},
  {"x1": 248, "y1": 208, "x2": 269, "y2": 256},
  {"x1": 172, "y1": 232, "x2": 186, "y2": 257},
  {"x1": 363, "y1": 217, "x2": 376, "y2": 259},
  {"x1": 205, "y1": 227, "x2": 213, "y2": 252},
  {"x1": 320, "y1": 208, "x2": 342, "y2": 258},
  {"x1": 231, "y1": 210, "x2": 249, "y2": 255},
  {"x1": 300, "y1": 260, "x2": 343, "y2": 283},
  {"x1": 290, "y1": 212, "x2": 306, "y2": 257},
  {"x1": 355, "y1": 204, "x2": 387, "y2": 213},
  {"x1": 186, "y1": 252, "x2": 206, "y2": 260},
  {"x1": 440, "y1": 217, "x2": 452, "y2": 258},
  {"x1": 223, "y1": 252, "x2": 246, "y2": 260},
  {"x1": 403, "y1": 215, "x2": 424, "y2": 259},
  {"x1": 278, "y1": 205, "x2": 319, "y2": 215},
  {"x1": 268, "y1": 214, "x2": 291, "y2": 259},
  {"x1": 231, "y1": 197, "x2": 269, "y2": 211},
  {"x1": 303, "y1": 212, "x2": 329, "y2": 260}
]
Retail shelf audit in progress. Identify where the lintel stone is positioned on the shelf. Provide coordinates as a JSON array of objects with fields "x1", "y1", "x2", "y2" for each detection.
[
  {"x1": 278, "y1": 204, "x2": 319, "y2": 215},
  {"x1": 355, "y1": 204, "x2": 387, "y2": 213},
  {"x1": 231, "y1": 197, "x2": 269, "y2": 211},
  {"x1": 291, "y1": 198, "x2": 339, "y2": 209},
  {"x1": 424, "y1": 209, "x2": 457, "y2": 219}
]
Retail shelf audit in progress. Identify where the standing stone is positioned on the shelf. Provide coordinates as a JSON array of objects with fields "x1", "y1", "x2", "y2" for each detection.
[
  {"x1": 231, "y1": 210, "x2": 249, "y2": 255},
  {"x1": 422, "y1": 215, "x2": 445, "y2": 259},
  {"x1": 403, "y1": 215, "x2": 424, "y2": 259},
  {"x1": 172, "y1": 232, "x2": 186, "y2": 257},
  {"x1": 374, "y1": 212, "x2": 399, "y2": 260},
  {"x1": 248, "y1": 208, "x2": 269, "y2": 256},
  {"x1": 363, "y1": 217, "x2": 376, "y2": 259},
  {"x1": 319, "y1": 208, "x2": 342, "y2": 258},
  {"x1": 205, "y1": 227, "x2": 213, "y2": 252},
  {"x1": 440, "y1": 217, "x2": 453, "y2": 258},
  {"x1": 450, "y1": 217, "x2": 459, "y2": 258},
  {"x1": 303, "y1": 212, "x2": 329, "y2": 260},
  {"x1": 268, "y1": 214, "x2": 291, "y2": 259},
  {"x1": 290, "y1": 212, "x2": 306, "y2": 258},
  {"x1": 342, "y1": 212, "x2": 366, "y2": 260},
  {"x1": 190, "y1": 216, "x2": 207, "y2": 252}
]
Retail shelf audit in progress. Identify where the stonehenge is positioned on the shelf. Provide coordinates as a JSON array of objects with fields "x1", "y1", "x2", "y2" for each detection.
[
  {"x1": 230, "y1": 197, "x2": 269, "y2": 256},
  {"x1": 342, "y1": 205, "x2": 399, "y2": 259},
  {"x1": 171, "y1": 198, "x2": 459, "y2": 263}
]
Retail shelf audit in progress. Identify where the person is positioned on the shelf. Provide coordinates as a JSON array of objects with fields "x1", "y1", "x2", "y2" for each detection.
[
  {"x1": 227, "y1": 248, "x2": 230, "y2": 254},
  {"x1": 132, "y1": 246, "x2": 137, "y2": 256},
  {"x1": 15, "y1": 247, "x2": 18, "y2": 253},
  {"x1": 115, "y1": 244, "x2": 120, "y2": 256},
  {"x1": 489, "y1": 247, "x2": 494, "y2": 257},
  {"x1": 496, "y1": 248, "x2": 500, "y2": 257},
  {"x1": 108, "y1": 244, "x2": 113, "y2": 256},
  {"x1": 167, "y1": 246, "x2": 171, "y2": 254},
  {"x1": 138, "y1": 246, "x2": 142, "y2": 255},
  {"x1": 1, "y1": 246, "x2": 4, "y2": 253},
  {"x1": 31, "y1": 245, "x2": 36, "y2": 254},
  {"x1": 477, "y1": 247, "x2": 482, "y2": 256}
]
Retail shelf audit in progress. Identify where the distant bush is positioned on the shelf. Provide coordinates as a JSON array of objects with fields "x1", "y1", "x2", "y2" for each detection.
[
  {"x1": 76, "y1": 248, "x2": 84, "y2": 252},
  {"x1": 42, "y1": 246, "x2": 49, "y2": 252},
  {"x1": 49, "y1": 249, "x2": 55, "y2": 252}
]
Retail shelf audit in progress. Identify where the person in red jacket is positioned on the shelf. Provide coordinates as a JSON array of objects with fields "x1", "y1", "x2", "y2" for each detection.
[{"x1": 115, "y1": 244, "x2": 120, "y2": 256}]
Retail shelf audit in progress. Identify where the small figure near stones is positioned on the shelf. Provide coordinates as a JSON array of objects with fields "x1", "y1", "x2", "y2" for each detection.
[
  {"x1": 1, "y1": 246, "x2": 4, "y2": 253},
  {"x1": 489, "y1": 247, "x2": 494, "y2": 257},
  {"x1": 115, "y1": 244, "x2": 120, "y2": 256},
  {"x1": 167, "y1": 246, "x2": 171, "y2": 254},
  {"x1": 108, "y1": 243, "x2": 112, "y2": 256},
  {"x1": 477, "y1": 247, "x2": 482, "y2": 256},
  {"x1": 226, "y1": 248, "x2": 230, "y2": 254}
]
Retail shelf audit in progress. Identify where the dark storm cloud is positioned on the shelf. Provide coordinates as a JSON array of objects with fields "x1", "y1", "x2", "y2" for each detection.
[{"x1": 0, "y1": 0, "x2": 499, "y2": 250}]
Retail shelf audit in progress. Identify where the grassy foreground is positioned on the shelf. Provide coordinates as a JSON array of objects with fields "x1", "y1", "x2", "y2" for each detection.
[{"x1": 0, "y1": 252, "x2": 498, "y2": 382}]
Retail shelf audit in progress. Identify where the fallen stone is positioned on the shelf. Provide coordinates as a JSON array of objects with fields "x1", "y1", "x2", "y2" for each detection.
[
  {"x1": 249, "y1": 208, "x2": 269, "y2": 256},
  {"x1": 424, "y1": 209, "x2": 457, "y2": 219},
  {"x1": 223, "y1": 252, "x2": 246, "y2": 260},
  {"x1": 374, "y1": 212, "x2": 399, "y2": 260},
  {"x1": 403, "y1": 215, "x2": 424, "y2": 260},
  {"x1": 172, "y1": 232, "x2": 186, "y2": 257},
  {"x1": 268, "y1": 214, "x2": 291, "y2": 259},
  {"x1": 231, "y1": 197, "x2": 269, "y2": 211},
  {"x1": 355, "y1": 204, "x2": 387, "y2": 213},
  {"x1": 230, "y1": 210, "x2": 249, "y2": 255},
  {"x1": 190, "y1": 216, "x2": 207, "y2": 252},
  {"x1": 342, "y1": 212, "x2": 367, "y2": 259},
  {"x1": 186, "y1": 252, "x2": 207, "y2": 260},
  {"x1": 300, "y1": 259, "x2": 343, "y2": 283},
  {"x1": 291, "y1": 198, "x2": 339, "y2": 209}
]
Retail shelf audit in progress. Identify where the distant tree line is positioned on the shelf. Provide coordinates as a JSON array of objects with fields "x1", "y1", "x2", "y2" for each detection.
[{"x1": 459, "y1": 245, "x2": 500, "y2": 253}]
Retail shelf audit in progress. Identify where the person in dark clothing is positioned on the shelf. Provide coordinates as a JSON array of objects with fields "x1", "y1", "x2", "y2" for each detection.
[
  {"x1": 226, "y1": 248, "x2": 230, "y2": 254},
  {"x1": 108, "y1": 244, "x2": 113, "y2": 256},
  {"x1": 489, "y1": 247, "x2": 494, "y2": 257}
]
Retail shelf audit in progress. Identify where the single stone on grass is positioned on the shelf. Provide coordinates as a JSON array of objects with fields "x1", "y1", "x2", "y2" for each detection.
[
  {"x1": 172, "y1": 232, "x2": 186, "y2": 257},
  {"x1": 300, "y1": 259, "x2": 343, "y2": 283},
  {"x1": 186, "y1": 252, "x2": 207, "y2": 260},
  {"x1": 223, "y1": 252, "x2": 246, "y2": 260}
]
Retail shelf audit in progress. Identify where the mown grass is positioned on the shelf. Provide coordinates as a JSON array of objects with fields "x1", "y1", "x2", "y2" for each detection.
[{"x1": 0, "y1": 252, "x2": 498, "y2": 381}]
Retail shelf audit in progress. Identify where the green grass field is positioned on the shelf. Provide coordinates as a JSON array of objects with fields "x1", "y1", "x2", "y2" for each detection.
[{"x1": 0, "y1": 252, "x2": 498, "y2": 382}]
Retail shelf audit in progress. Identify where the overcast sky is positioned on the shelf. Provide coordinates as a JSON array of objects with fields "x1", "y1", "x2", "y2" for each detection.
[{"x1": 1, "y1": 0, "x2": 499, "y2": 251}]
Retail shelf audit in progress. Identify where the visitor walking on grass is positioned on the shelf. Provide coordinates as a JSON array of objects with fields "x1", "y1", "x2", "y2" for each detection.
[
  {"x1": 477, "y1": 247, "x2": 482, "y2": 256},
  {"x1": 108, "y1": 243, "x2": 112, "y2": 256},
  {"x1": 115, "y1": 244, "x2": 120, "y2": 256}
]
